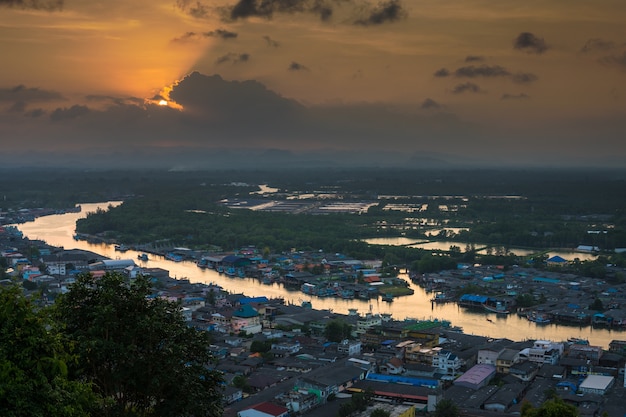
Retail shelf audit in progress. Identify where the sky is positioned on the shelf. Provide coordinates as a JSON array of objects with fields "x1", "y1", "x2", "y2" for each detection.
[{"x1": 1, "y1": 0, "x2": 625, "y2": 169}]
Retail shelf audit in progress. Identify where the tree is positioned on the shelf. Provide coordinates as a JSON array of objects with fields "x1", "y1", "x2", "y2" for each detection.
[
  {"x1": 54, "y1": 272, "x2": 223, "y2": 417},
  {"x1": 434, "y1": 398, "x2": 459, "y2": 417},
  {"x1": 0, "y1": 285, "x2": 95, "y2": 417},
  {"x1": 589, "y1": 298, "x2": 604, "y2": 312},
  {"x1": 370, "y1": 408, "x2": 390, "y2": 417},
  {"x1": 324, "y1": 319, "x2": 352, "y2": 343},
  {"x1": 521, "y1": 398, "x2": 578, "y2": 417}
]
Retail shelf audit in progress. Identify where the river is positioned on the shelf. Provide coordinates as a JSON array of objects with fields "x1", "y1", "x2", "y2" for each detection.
[{"x1": 14, "y1": 202, "x2": 622, "y2": 349}]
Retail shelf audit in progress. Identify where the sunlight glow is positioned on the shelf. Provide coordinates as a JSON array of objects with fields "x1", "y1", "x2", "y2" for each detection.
[{"x1": 158, "y1": 99, "x2": 168, "y2": 106}]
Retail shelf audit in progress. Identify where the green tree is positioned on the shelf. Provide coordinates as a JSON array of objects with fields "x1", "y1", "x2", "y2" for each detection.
[
  {"x1": 54, "y1": 272, "x2": 223, "y2": 417},
  {"x1": 434, "y1": 398, "x2": 459, "y2": 417},
  {"x1": 0, "y1": 285, "x2": 96, "y2": 417},
  {"x1": 370, "y1": 408, "x2": 391, "y2": 417},
  {"x1": 324, "y1": 319, "x2": 352, "y2": 343},
  {"x1": 520, "y1": 398, "x2": 578, "y2": 417},
  {"x1": 589, "y1": 298, "x2": 604, "y2": 312}
]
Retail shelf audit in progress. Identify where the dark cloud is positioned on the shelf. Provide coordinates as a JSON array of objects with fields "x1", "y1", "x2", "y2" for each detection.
[
  {"x1": 205, "y1": 29, "x2": 238, "y2": 39},
  {"x1": 0, "y1": 85, "x2": 64, "y2": 103},
  {"x1": 25, "y1": 108, "x2": 45, "y2": 118},
  {"x1": 176, "y1": 0, "x2": 210, "y2": 19},
  {"x1": 454, "y1": 65, "x2": 510, "y2": 78},
  {"x1": 433, "y1": 68, "x2": 450, "y2": 77},
  {"x1": 437, "y1": 65, "x2": 537, "y2": 84},
  {"x1": 354, "y1": 0, "x2": 407, "y2": 26},
  {"x1": 421, "y1": 98, "x2": 441, "y2": 109},
  {"x1": 0, "y1": 0, "x2": 62, "y2": 11},
  {"x1": 172, "y1": 29, "x2": 238, "y2": 43},
  {"x1": 451, "y1": 82, "x2": 481, "y2": 94},
  {"x1": 580, "y1": 38, "x2": 617, "y2": 53},
  {"x1": 262, "y1": 35, "x2": 280, "y2": 47},
  {"x1": 225, "y1": 0, "x2": 329, "y2": 21},
  {"x1": 288, "y1": 61, "x2": 309, "y2": 71},
  {"x1": 600, "y1": 51, "x2": 626, "y2": 70},
  {"x1": 511, "y1": 72, "x2": 538, "y2": 84},
  {"x1": 7, "y1": 101, "x2": 26, "y2": 113},
  {"x1": 85, "y1": 95, "x2": 143, "y2": 107},
  {"x1": 172, "y1": 31, "x2": 199, "y2": 43},
  {"x1": 513, "y1": 32, "x2": 548, "y2": 54},
  {"x1": 215, "y1": 53, "x2": 250, "y2": 65},
  {"x1": 218, "y1": 0, "x2": 405, "y2": 25},
  {"x1": 50, "y1": 104, "x2": 90, "y2": 121},
  {"x1": 501, "y1": 93, "x2": 529, "y2": 100},
  {"x1": 464, "y1": 55, "x2": 484, "y2": 62}
]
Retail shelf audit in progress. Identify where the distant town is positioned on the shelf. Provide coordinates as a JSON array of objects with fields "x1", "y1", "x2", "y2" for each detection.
[{"x1": 3, "y1": 221, "x2": 626, "y2": 417}]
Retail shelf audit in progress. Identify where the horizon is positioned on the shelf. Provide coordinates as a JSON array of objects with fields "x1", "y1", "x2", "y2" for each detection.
[{"x1": 1, "y1": 1, "x2": 625, "y2": 170}]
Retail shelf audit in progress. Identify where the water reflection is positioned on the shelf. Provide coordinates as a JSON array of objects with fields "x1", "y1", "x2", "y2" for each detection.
[{"x1": 14, "y1": 202, "x2": 617, "y2": 349}]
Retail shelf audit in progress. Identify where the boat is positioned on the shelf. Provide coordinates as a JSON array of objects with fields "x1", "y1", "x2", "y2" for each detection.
[
  {"x1": 527, "y1": 311, "x2": 550, "y2": 324},
  {"x1": 137, "y1": 253, "x2": 149, "y2": 261},
  {"x1": 484, "y1": 301, "x2": 510, "y2": 315},
  {"x1": 431, "y1": 292, "x2": 450, "y2": 303},
  {"x1": 165, "y1": 252, "x2": 183, "y2": 262},
  {"x1": 114, "y1": 244, "x2": 129, "y2": 252},
  {"x1": 381, "y1": 293, "x2": 394, "y2": 302}
]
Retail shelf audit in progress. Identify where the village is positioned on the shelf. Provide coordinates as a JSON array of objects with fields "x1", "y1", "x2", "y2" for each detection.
[{"x1": 3, "y1": 224, "x2": 626, "y2": 417}]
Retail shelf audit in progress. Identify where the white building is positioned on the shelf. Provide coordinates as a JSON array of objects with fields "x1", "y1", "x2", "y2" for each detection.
[
  {"x1": 337, "y1": 339, "x2": 362, "y2": 356},
  {"x1": 579, "y1": 375, "x2": 614, "y2": 395}
]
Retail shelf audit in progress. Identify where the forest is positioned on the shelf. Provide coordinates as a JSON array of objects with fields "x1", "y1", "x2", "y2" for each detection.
[{"x1": 3, "y1": 167, "x2": 626, "y2": 273}]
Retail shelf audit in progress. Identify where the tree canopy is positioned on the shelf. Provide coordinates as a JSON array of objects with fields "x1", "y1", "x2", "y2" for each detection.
[
  {"x1": 521, "y1": 398, "x2": 578, "y2": 417},
  {"x1": 0, "y1": 285, "x2": 95, "y2": 417},
  {"x1": 54, "y1": 272, "x2": 224, "y2": 417}
]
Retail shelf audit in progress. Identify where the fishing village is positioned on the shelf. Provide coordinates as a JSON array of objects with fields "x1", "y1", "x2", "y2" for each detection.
[{"x1": 4, "y1": 221, "x2": 626, "y2": 417}]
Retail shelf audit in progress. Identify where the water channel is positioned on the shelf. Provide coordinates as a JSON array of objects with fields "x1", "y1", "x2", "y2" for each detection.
[{"x1": 14, "y1": 202, "x2": 622, "y2": 349}]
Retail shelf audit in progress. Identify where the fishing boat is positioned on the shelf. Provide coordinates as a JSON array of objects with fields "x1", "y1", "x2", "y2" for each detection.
[
  {"x1": 381, "y1": 293, "x2": 394, "y2": 302},
  {"x1": 137, "y1": 253, "x2": 149, "y2": 261},
  {"x1": 527, "y1": 312, "x2": 551, "y2": 324},
  {"x1": 484, "y1": 301, "x2": 510, "y2": 315}
]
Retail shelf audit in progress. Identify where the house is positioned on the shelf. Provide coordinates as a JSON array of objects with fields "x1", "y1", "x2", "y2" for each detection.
[
  {"x1": 509, "y1": 361, "x2": 539, "y2": 382},
  {"x1": 237, "y1": 402, "x2": 289, "y2": 417},
  {"x1": 496, "y1": 348, "x2": 520, "y2": 374},
  {"x1": 382, "y1": 357, "x2": 404, "y2": 375},
  {"x1": 477, "y1": 343, "x2": 506, "y2": 366},
  {"x1": 483, "y1": 382, "x2": 526, "y2": 412},
  {"x1": 222, "y1": 386, "x2": 243, "y2": 405},
  {"x1": 232, "y1": 304, "x2": 262, "y2": 334},
  {"x1": 337, "y1": 339, "x2": 362, "y2": 356},
  {"x1": 432, "y1": 349, "x2": 462, "y2": 377}
]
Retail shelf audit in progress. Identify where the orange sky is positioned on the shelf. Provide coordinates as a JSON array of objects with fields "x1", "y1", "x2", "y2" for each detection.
[{"x1": 1, "y1": 0, "x2": 625, "y2": 168}]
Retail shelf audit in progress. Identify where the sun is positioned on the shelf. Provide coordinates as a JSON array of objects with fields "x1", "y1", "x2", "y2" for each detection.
[{"x1": 158, "y1": 99, "x2": 168, "y2": 106}]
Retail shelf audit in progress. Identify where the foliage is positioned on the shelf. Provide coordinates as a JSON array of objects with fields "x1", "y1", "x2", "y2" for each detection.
[
  {"x1": 370, "y1": 408, "x2": 391, "y2": 417},
  {"x1": 324, "y1": 319, "x2": 353, "y2": 343},
  {"x1": 520, "y1": 398, "x2": 578, "y2": 417},
  {"x1": 433, "y1": 398, "x2": 459, "y2": 417},
  {"x1": 589, "y1": 298, "x2": 604, "y2": 312},
  {"x1": 337, "y1": 389, "x2": 373, "y2": 417},
  {"x1": 250, "y1": 340, "x2": 272, "y2": 353},
  {"x1": 0, "y1": 285, "x2": 96, "y2": 417},
  {"x1": 54, "y1": 272, "x2": 223, "y2": 417}
]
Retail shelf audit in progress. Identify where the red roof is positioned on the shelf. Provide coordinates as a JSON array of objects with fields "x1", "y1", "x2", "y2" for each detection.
[{"x1": 251, "y1": 402, "x2": 288, "y2": 417}]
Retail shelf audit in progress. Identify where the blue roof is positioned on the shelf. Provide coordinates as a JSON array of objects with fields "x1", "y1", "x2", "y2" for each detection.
[
  {"x1": 233, "y1": 304, "x2": 258, "y2": 318},
  {"x1": 459, "y1": 294, "x2": 489, "y2": 303},
  {"x1": 533, "y1": 277, "x2": 560, "y2": 284},
  {"x1": 239, "y1": 296, "x2": 269, "y2": 305},
  {"x1": 547, "y1": 255, "x2": 567, "y2": 263}
]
